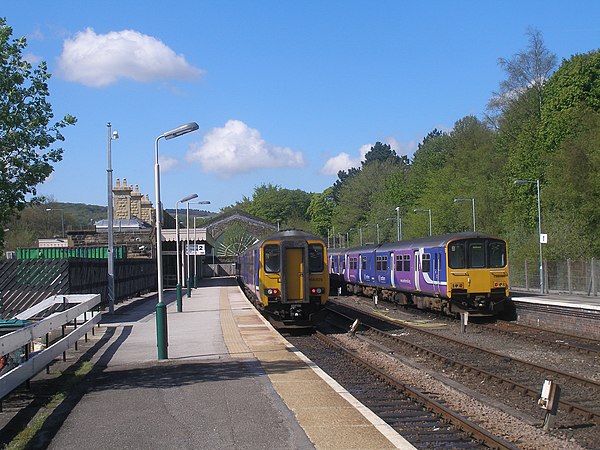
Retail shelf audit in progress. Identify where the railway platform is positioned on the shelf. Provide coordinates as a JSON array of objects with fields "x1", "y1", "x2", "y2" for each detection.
[
  {"x1": 31, "y1": 277, "x2": 413, "y2": 450},
  {"x1": 510, "y1": 290, "x2": 600, "y2": 340}
]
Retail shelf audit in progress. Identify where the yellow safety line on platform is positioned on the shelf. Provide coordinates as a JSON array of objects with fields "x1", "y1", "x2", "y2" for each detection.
[{"x1": 219, "y1": 287, "x2": 253, "y2": 358}]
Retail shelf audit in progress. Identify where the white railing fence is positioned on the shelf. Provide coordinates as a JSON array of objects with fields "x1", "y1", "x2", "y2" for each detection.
[{"x1": 0, "y1": 294, "x2": 101, "y2": 401}]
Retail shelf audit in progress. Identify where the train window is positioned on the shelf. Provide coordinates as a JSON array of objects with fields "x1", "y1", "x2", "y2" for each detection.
[
  {"x1": 376, "y1": 256, "x2": 388, "y2": 271},
  {"x1": 448, "y1": 242, "x2": 466, "y2": 269},
  {"x1": 361, "y1": 257, "x2": 367, "y2": 270},
  {"x1": 264, "y1": 244, "x2": 280, "y2": 273},
  {"x1": 395, "y1": 255, "x2": 402, "y2": 271},
  {"x1": 469, "y1": 243, "x2": 485, "y2": 268},
  {"x1": 488, "y1": 240, "x2": 507, "y2": 268},
  {"x1": 422, "y1": 253, "x2": 431, "y2": 273},
  {"x1": 350, "y1": 257, "x2": 358, "y2": 270},
  {"x1": 308, "y1": 244, "x2": 324, "y2": 273},
  {"x1": 403, "y1": 254, "x2": 411, "y2": 271}
]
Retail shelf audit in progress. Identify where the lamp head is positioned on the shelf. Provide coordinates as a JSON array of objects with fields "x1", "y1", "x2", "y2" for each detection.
[
  {"x1": 163, "y1": 122, "x2": 199, "y2": 140},
  {"x1": 112, "y1": 131, "x2": 119, "y2": 140}
]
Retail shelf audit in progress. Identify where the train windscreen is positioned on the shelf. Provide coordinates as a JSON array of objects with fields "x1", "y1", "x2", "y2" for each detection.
[
  {"x1": 264, "y1": 244, "x2": 280, "y2": 273},
  {"x1": 448, "y1": 239, "x2": 506, "y2": 269},
  {"x1": 308, "y1": 244, "x2": 324, "y2": 273}
]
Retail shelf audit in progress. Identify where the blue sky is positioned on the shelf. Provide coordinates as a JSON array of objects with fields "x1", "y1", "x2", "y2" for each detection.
[{"x1": 4, "y1": 1, "x2": 600, "y2": 214}]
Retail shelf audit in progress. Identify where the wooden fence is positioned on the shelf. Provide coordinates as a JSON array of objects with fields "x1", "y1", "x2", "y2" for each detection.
[{"x1": 0, "y1": 259, "x2": 157, "y2": 319}]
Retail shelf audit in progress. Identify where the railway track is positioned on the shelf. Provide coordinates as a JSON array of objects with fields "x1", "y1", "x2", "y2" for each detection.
[
  {"x1": 478, "y1": 320, "x2": 600, "y2": 356},
  {"x1": 288, "y1": 331, "x2": 517, "y2": 450},
  {"x1": 330, "y1": 298, "x2": 600, "y2": 424}
]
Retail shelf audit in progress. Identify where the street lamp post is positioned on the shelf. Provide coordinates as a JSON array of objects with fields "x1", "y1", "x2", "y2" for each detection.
[
  {"x1": 188, "y1": 201, "x2": 210, "y2": 292},
  {"x1": 106, "y1": 123, "x2": 119, "y2": 314},
  {"x1": 154, "y1": 122, "x2": 199, "y2": 360},
  {"x1": 176, "y1": 193, "x2": 198, "y2": 312},
  {"x1": 194, "y1": 217, "x2": 199, "y2": 287},
  {"x1": 514, "y1": 179, "x2": 544, "y2": 294},
  {"x1": 414, "y1": 209, "x2": 432, "y2": 236},
  {"x1": 45, "y1": 208, "x2": 65, "y2": 238},
  {"x1": 453, "y1": 198, "x2": 476, "y2": 232}
]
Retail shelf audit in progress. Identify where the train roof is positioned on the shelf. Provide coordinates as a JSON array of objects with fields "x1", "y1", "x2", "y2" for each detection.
[
  {"x1": 340, "y1": 232, "x2": 504, "y2": 253},
  {"x1": 253, "y1": 229, "x2": 325, "y2": 247}
]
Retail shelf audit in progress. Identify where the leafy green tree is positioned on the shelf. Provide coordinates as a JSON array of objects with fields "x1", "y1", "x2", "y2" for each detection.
[
  {"x1": 0, "y1": 18, "x2": 76, "y2": 245},
  {"x1": 243, "y1": 183, "x2": 311, "y2": 228},
  {"x1": 307, "y1": 187, "x2": 335, "y2": 237},
  {"x1": 487, "y1": 28, "x2": 556, "y2": 124}
]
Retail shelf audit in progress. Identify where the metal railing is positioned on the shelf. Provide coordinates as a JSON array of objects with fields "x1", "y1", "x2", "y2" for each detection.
[
  {"x1": 0, "y1": 294, "x2": 101, "y2": 400},
  {"x1": 509, "y1": 258, "x2": 598, "y2": 296}
]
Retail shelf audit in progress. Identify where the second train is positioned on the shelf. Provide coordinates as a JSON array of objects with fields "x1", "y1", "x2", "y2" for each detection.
[{"x1": 329, "y1": 232, "x2": 509, "y2": 317}]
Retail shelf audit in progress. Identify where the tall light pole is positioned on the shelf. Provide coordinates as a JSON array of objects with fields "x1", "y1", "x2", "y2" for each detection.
[
  {"x1": 45, "y1": 208, "x2": 65, "y2": 238},
  {"x1": 514, "y1": 179, "x2": 544, "y2": 294},
  {"x1": 176, "y1": 193, "x2": 197, "y2": 312},
  {"x1": 194, "y1": 217, "x2": 200, "y2": 287},
  {"x1": 414, "y1": 209, "x2": 432, "y2": 236},
  {"x1": 395, "y1": 206, "x2": 402, "y2": 240},
  {"x1": 190, "y1": 201, "x2": 210, "y2": 288},
  {"x1": 154, "y1": 122, "x2": 199, "y2": 360},
  {"x1": 106, "y1": 123, "x2": 119, "y2": 314},
  {"x1": 453, "y1": 198, "x2": 476, "y2": 232}
]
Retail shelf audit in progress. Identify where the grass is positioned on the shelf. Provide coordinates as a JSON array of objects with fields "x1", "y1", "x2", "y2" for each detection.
[{"x1": 3, "y1": 360, "x2": 95, "y2": 450}]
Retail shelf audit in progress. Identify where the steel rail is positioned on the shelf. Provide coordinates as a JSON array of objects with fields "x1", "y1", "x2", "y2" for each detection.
[
  {"x1": 326, "y1": 301, "x2": 600, "y2": 425},
  {"x1": 315, "y1": 331, "x2": 518, "y2": 450}
]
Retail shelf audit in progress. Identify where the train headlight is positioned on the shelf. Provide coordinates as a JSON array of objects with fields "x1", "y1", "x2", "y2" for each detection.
[
  {"x1": 264, "y1": 288, "x2": 280, "y2": 295},
  {"x1": 451, "y1": 282, "x2": 464, "y2": 289},
  {"x1": 310, "y1": 287, "x2": 324, "y2": 294},
  {"x1": 494, "y1": 282, "x2": 506, "y2": 288}
]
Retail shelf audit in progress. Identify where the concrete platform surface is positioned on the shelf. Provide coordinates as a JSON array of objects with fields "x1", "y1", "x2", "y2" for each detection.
[{"x1": 44, "y1": 278, "x2": 413, "y2": 450}]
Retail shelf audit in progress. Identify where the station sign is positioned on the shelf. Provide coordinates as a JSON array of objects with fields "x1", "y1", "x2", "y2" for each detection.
[{"x1": 186, "y1": 243, "x2": 205, "y2": 255}]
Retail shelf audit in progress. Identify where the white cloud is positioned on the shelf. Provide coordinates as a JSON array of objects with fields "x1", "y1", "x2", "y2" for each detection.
[
  {"x1": 186, "y1": 120, "x2": 304, "y2": 177},
  {"x1": 159, "y1": 155, "x2": 178, "y2": 172},
  {"x1": 320, "y1": 138, "x2": 415, "y2": 176},
  {"x1": 23, "y1": 53, "x2": 41, "y2": 65},
  {"x1": 320, "y1": 143, "x2": 370, "y2": 175},
  {"x1": 57, "y1": 28, "x2": 203, "y2": 87}
]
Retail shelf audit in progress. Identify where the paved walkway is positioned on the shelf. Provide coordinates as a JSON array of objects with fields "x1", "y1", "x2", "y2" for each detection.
[{"x1": 44, "y1": 278, "x2": 412, "y2": 450}]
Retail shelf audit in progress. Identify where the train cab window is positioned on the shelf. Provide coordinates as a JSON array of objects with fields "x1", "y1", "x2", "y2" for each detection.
[
  {"x1": 488, "y1": 241, "x2": 507, "y2": 268},
  {"x1": 422, "y1": 253, "x2": 431, "y2": 273},
  {"x1": 264, "y1": 244, "x2": 280, "y2": 273},
  {"x1": 469, "y1": 243, "x2": 485, "y2": 268},
  {"x1": 403, "y1": 254, "x2": 411, "y2": 271},
  {"x1": 448, "y1": 242, "x2": 466, "y2": 269},
  {"x1": 308, "y1": 244, "x2": 324, "y2": 273}
]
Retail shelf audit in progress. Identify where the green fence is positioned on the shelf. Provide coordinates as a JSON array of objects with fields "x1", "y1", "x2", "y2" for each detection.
[{"x1": 17, "y1": 246, "x2": 127, "y2": 260}]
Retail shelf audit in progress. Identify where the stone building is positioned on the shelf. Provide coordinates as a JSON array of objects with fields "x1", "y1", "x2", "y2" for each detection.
[{"x1": 113, "y1": 178, "x2": 153, "y2": 224}]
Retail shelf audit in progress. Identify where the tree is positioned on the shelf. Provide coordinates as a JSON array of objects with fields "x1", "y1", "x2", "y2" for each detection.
[
  {"x1": 487, "y1": 28, "x2": 557, "y2": 124},
  {"x1": 0, "y1": 18, "x2": 76, "y2": 243}
]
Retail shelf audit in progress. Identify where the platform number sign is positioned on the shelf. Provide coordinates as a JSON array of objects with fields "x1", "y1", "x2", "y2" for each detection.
[
  {"x1": 540, "y1": 233, "x2": 548, "y2": 244},
  {"x1": 186, "y1": 244, "x2": 205, "y2": 255}
]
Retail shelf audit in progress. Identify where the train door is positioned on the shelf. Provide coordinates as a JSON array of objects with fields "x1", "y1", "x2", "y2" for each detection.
[
  {"x1": 390, "y1": 252, "x2": 396, "y2": 288},
  {"x1": 433, "y1": 252, "x2": 440, "y2": 295},
  {"x1": 284, "y1": 247, "x2": 304, "y2": 301},
  {"x1": 414, "y1": 250, "x2": 421, "y2": 291}
]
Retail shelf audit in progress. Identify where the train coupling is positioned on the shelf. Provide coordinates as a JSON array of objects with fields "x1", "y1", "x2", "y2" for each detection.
[{"x1": 290, "y1": 305, "x2": 303, "y2": 318}]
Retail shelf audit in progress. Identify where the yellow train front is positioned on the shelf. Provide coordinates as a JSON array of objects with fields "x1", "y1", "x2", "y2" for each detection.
[{"x1": 238, "y1": 230, "x2": 329, "y2": 326}]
